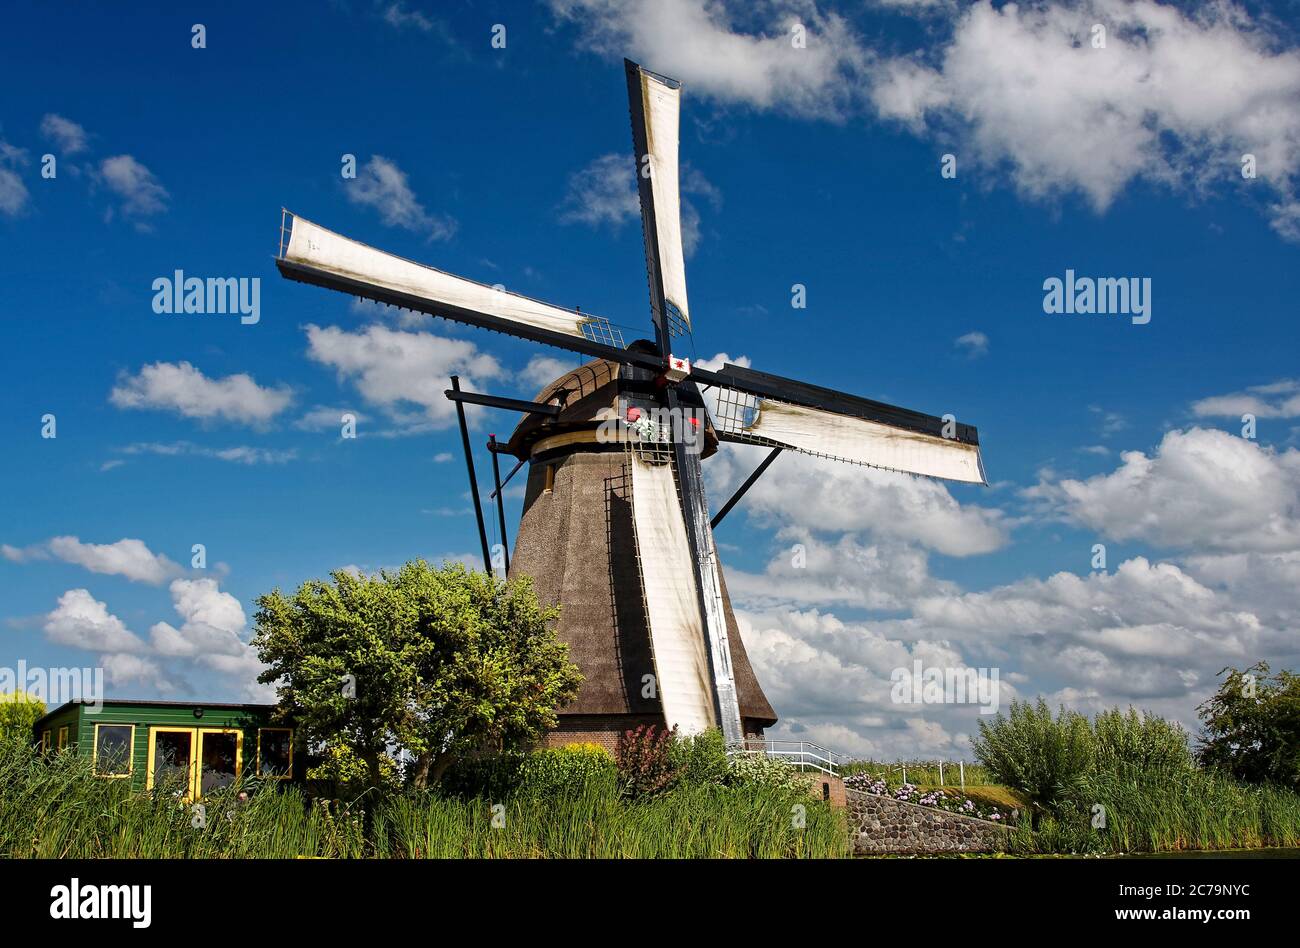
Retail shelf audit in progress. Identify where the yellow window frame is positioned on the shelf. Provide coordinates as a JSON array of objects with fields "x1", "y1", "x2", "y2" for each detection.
[
  {"x1": 41, "y1": 729, "x2": 51, "y2": 753},
  {"x1": 257, "y1": 727, "x2": 294, "y2": 779},
  {"x1": 146, "y1": 726, "x2": 199, "y2": 798},
  {"x1": 57, "y1": 726, "x2": 69, "y2": 751},
  {"x1": 92, "y1": 723, "x2": 136, "y2": 778},
  {"x1": 146, "y1": 726, "x2": 244, "y2": 800},
  {"x1": 196, "y1": 727, "x2": 243, "y2": 798}
]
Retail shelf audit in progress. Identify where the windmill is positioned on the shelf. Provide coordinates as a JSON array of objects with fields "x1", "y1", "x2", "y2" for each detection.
[{"x1": 274, "y1": 60, "x2": 986, "y2": 749}]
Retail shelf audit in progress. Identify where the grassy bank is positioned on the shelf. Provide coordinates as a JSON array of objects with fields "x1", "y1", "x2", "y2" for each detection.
[
  {"x1": 0, "y1": 737, "x2": 847, "y2": 859},
  {"x1": 1007, "y1": 769, "x2": 1300, "y2": 855}
]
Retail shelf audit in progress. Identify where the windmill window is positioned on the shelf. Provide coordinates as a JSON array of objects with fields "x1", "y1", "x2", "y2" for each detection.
[{"x1": 544, "y1": 464, "x2": 555, "y2": 493}]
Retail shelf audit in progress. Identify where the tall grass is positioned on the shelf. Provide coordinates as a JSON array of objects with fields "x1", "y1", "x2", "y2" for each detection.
[
  {"x1": 974, "y1": 703, "x2": 1300, "y2": 854},
  {"x1": 0, "y1": 736, "x2": 847, "y2": 859}
]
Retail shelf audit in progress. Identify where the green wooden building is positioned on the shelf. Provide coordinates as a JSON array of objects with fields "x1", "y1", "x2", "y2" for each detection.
[{"x1": 33, "y1": 699, "x2": 298, "y2": 800}]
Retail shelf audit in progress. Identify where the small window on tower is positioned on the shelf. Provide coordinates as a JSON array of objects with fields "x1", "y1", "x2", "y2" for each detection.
[{"x1": 544, "y1": 464, "x2": 555, "y2": 493}]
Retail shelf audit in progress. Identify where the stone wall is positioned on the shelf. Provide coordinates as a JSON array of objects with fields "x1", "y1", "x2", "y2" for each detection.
[{"x1": 846, "y1": 788, "x2": 1012, "y2": 855}]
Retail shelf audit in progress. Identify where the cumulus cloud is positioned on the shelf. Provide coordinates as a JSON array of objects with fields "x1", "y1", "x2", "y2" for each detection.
[
  {"x1": 110, "y1": 361, "x2": 293, "y2": 426},
  {"x1": 707, "y1": 442, "x2": 1008, "y2": 556},
  {"x1": 40, "y1": 113, "x2": 88, "y2": 154},
  {"x1": 43, "y1": 589, "x2": 148, "y2": 653},
  {"x1": 149, "y1": 578, "x2": 249, "y2": 662},
  {"x1": 728, "y1": 532, "x2": 957, "y2": 612},
  {"x1": 1030, "y1": 427, "x2": 1300, "y2": 553},
  {"x1": 4, "y1": 536, "x2": 181, "y2": 584},
  {"x1": 519, "y1": 355, "x2": 578, "y2": 391},
  {"x1": 346, "y1": 155, "x2": 456, "y2": 240},
  {"x1": 868, "y1": 0, "x2": 1300, "y2": 233},
  {"x1": 549, "y1": 0, "x2": 869, "y2": 118},
  {"x1": 305, "y1": 323, "x2": 501, "y2": 429}
]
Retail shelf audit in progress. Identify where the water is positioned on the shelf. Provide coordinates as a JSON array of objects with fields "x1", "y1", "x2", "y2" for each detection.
[{"x1": 1123, "y1": 847, "x2": 1300, "y2": 859}]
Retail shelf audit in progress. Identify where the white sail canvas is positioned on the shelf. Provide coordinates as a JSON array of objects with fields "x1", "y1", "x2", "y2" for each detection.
[
  {"x1": 629, "y1": 452, "x2": 716, "y2": 735},
  {"x1": 283, "y1": 214, "x2": 597, "y2": 339}
]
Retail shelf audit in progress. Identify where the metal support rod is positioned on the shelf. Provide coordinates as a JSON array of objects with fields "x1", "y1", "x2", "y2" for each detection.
[
  {"x1": 450, "y1": 375, "x2": 491, "y2": 572},
  {"x1": 443, "y1": 388, "x2": 561, "y2": 417},
  {"x1": 488, "y1": 433, "x2": 510, "y2": 576},
  {"x1": 710, "y1": 447, "x2": 783, "y2": 529},
  {"x1": 489, "y1": 456, "x2": 525, "y2": 500}
]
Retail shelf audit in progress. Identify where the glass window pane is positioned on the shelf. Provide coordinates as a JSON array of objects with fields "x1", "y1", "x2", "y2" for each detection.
[
  {"x1": 200, "y1": 732, "x2": 239, "y2": 795},
  {"x1": 259, "y1": 729, "x2": 292, "y2": 777},
  {"x1": 95, "y1": 725, "x2": 133, "y2": 775},
  {"x1": 152, "y1": 730, "x2": 192, "y2": 793}
]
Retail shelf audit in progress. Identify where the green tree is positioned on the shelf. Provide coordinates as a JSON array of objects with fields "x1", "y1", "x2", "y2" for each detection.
[
  {"x1": 253, "y1": 560, "x2": 581, "y2": 793},
  {"x1": 0, "y1": 691, "x2": 45, "y2": 743},
  {"x1": 1198, "y1": 662, "x2": 1300, "y2": 789},
  {"x1": 972, "y1": 698, "x2": 1095, "y2": 811}
]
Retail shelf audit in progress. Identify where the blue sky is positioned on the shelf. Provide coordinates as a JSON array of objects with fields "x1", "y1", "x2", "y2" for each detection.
[{"x1": 3, "y1": 0, "x2": 1299, "y2": 758}]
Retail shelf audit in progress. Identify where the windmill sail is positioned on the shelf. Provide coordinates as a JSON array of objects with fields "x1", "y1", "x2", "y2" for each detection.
[
  {"x1": 627, "y1": 61, "x2": 691, "y2": 337},
  {"x1": 279, "y1": 213, "x2": 605, "y2": 340},
  {"x1": 709, "y1": 388, "x2": 986, "y2": 484},
  {"x1": 628, "y1": 450, "x2": 717, "y2": 734}
]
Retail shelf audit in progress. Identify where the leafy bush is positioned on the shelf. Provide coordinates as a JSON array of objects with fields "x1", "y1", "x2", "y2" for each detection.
[
  {"x1": 973, "y1": 698, "x2": 1094, "y2": 811},
  {"x1": 0, "y1": 691, "x2": 44, "y2": 743},
  {"x1": 615, "y1": 725, "x2": 679, "y2": 798},
  {"x1": 725, "y1": 752, "x2": 803, "y2": 793},
  {"x1": 670, "y1": 727, "x2": 729, "y2": 786},
  {"x1": 516, "y1": 745, "x2": 617, "y2": 798},
  {"x1": 1093, "y1": 707, "x2": 1193, "y2": 778}
]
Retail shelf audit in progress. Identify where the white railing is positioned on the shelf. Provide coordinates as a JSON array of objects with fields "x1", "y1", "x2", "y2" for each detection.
[{"x1": 727, "y1": 739, "x2": 851, "y2": 777}]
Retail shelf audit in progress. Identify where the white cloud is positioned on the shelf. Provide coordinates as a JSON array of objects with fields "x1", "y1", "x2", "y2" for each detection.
[
  {"x1": 43, "y1": 589, "x2": 148, "y2": 653},
  {"x1": 0, "y1": 141, "x2": 29, "y2": 216},
  {"x1": 3, "y1": 536, "x2": 180, "y2": 584},
  {"x1": 98, "y1": 652, "x2": 169, "y2": 689},
  {"x1": 727, "y1": 532, "x2": 957, "y2": 611},
  {"x1": 99, "y1": 154, "x2": 168, "y2": 219},
  {"x1": 707, "y1": 442, "x2": 1009, "y2": 556},
  {"x1": 549, "y1": 0, "x2": 869, "y2": 118},
  {"x1": 346, "y1": 155, "x2": 456, "y2": 240},
  {"x1": 558, "y1": 153, "x2": 640, "y2": 229},
  {"x1": 869, "y1": 0, "x2": 1300, "y2": 233},
  {"x1": 305, "y1": 323, "x2": 501, "y2": 429},
  {"x1": 1192, "y1": 379, "x2": 1300, "y2": 419},
  {"x1": 110, "y1": 361, "x2": 293, "y2": 426},
  {"x1": 49, "y1": 537, "x2": 180, "y2": 584},
  {"x1": 40, "y1": 114, "x2": 88, "y2": 155},
  {"x1": 953, "y1": 330, "x2": 988, "y2": 357},
  {"x1": 294, "y1": 406, "x2": 367, "y2": 431},
  {"x1": 1031, "y1": 427, "x2": 1300, "y2": 553},
  {"x1": 558, "y1": 152, "x2": 719, "y2": 255},
  {"x1": 149, "y1": 578, "x2": 249, "y2": 662},
  {"x1": 117, "y1": 441, "x2": 296, "y2": 465},
  {"x1": 381, "y1": 1, "x2": 440, "y2": 32},
  {"x1": 519, "y1": 355, "x2": 577, "y2": 391}
]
